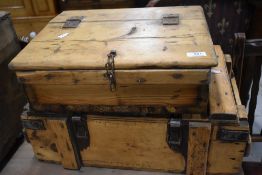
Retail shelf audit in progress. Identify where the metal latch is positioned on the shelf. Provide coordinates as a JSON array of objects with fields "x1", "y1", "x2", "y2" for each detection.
[
  {"x1": 167, "y1": 119, "x2": 182, "y2": 152},
  {"x1": 63, "y1": 16, "x2": 84, "y2": 28},
  {"x1": 217, "y1": 128, "x2": 249, "y2": 142},
  {"x1": 71, "y1": 115, "x2": 90, "y2": 151},
  {"x1": 22, "y1": 119, "x2": 45, "y2": 130},
  {"x1": 162, "y1": 14, "x2": 179, "y2": 25},
  {"x1": 105, "y1": 50, "x2": 117, "y2": 92}
]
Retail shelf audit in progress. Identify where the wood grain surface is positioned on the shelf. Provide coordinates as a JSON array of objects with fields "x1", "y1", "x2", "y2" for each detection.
[
  {"x1": 1, "y1": 142, "x2": 178, "y2": 175},
  {"x1": 22, "y1": 116, "x2": 80, "y2": 169},
  {"x1": 81, "y1": 116, "x2": 185, "y2": 172},
  {"x1": 209, "y1": 45, "x2": 238, "y2": 121},
  {"x1": 207, "y1": 125, "x2": 249, "y2": 174},
  {"x1": 186, "y1": 122, "x2": 211, "y2": 175},
  {"x1": 17, "y1": 69, "x2": 209, "y2": 85},
  {"x1": 10, "y1": 6, "x2": 216, "y2": 70}
]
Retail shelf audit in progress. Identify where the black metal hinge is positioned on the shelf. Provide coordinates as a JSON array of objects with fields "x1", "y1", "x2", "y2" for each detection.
[
  {"x1": 167, "y1": 118, "x2": 188, "y2": 158},
  {"x1": 162, "y1": 14, "x2": 179, "y2": 25},
  {"x1": 63, "y1": 16, "x2": 84, "y2": 28},
  {"x1": 217, "y1": 128, "x2": 249, "y2": 142},
  {"x1": 167, "y1": 119, "x2": 182, "y2": 151},
  {"x1": 22, "y1": 119, "x2": 45, "y2": 130}
]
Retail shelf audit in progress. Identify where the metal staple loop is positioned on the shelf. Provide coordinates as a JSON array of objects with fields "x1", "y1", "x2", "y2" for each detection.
[{"x1": 105, "y1": 50, "x2": 117, "y2": 92}]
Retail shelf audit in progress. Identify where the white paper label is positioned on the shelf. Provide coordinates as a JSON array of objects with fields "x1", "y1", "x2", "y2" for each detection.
[
  {"x1": 58, "y1": 32, "x2": 69, "y2": 39},
  {"x1": 186, "y1": 52, "x2": 207, "y2": 57},
  {"x1": 211, "y1": 68, "x2": 222, "y2": 74}
]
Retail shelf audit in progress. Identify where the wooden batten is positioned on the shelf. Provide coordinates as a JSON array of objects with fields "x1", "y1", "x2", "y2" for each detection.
[
  {"x1": 209, "y1": 46, "x2": 238, "y2": 122},
  {"x1": 231, "y1": 76, "x2": 242, "y2": 106},
  {"x1": 186, "y1": 122, "x2": 211, "y2": 175},
  {"x1": 225, "y1": 54, "x2": 233, "y2": 78},
  {"x1": 207, "y1": 51, "x2": 250, "y2": 174},
  {"x1": 231, "y1": 76, "x2": 248, "y2": 121}
]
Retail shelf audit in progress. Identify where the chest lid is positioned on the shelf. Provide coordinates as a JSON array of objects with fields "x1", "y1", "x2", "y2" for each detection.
[{"x1": 10, "y1": 6, "x2": 217, "y2": 71}]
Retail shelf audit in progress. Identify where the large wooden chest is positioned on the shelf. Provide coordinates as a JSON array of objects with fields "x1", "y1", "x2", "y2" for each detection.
[
  {"x1": 20, "y1": 46, "x2": 249, "y2": 175},
  {"x1": 10, "y1": 6, "x2": 217, "y2": 114},
  {"x1": 9, "y1": 7, "x2": 249, "y2": 175}
]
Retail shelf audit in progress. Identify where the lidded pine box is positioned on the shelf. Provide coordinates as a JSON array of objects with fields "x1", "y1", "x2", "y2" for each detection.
[{"x1": 10, "y1": 6, "x2": 217, "y2": 114}]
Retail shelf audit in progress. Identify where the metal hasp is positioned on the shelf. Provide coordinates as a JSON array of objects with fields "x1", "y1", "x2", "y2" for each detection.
[
  {"x1": 71, "y1": 115, "x2": 90, "y2": 151},
  {"x1": 63, "y1": 16, "x2": 84, "y2": 28},
  {"x1": 22, "y1": 119, "x2": 45, "y2": 130},
  {"x1": 105, "y1": 50, "x2": 117, "y2": 92},
  {"x1": 217, "y1": 128, "x2": 249, "y2": 142},
  {"x1": 167, "y1": 119, "x2": 182, "y2": 152},
  {"x1": 162, "y1": 14, "x2": 179, "y2": 25}
]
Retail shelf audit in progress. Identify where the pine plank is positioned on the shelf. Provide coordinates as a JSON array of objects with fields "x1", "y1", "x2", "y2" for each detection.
[
  {"x1": 231, "y1": 76, "x2": 248, "y2": 120},
  {"x1": 10, "y1": 6, "x2": 216, "y2": 71},
  {"x1": 81, "y1": 116, "x2": 185, "y2": 172},
  {"x1": 10, "y1": 39, "x2": 216, "y2": 71},
  {"x1": 225, "y1": 54, "x2": 232, "y2": 78},
  {"x1": 17, "y1": 69, "x2": 209, "y2": 85},
  {"x1": 25, "y1": 84, "x2": 200, "y2": 106},
  {"x1": 33, "y1": 19, "x2": 211, "y2": 42},
  {"x1": 231, "y1": 76, "x2": 242, "y2": 106}
]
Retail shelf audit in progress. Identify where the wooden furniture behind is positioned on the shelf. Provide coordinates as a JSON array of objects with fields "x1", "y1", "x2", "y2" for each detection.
[
  {"x1": 57, "y1": 0, "x2": 135, "y2": 11},
  {"x1": 232, "y1": 33, "x2": 262, "y2": 135},
  {"x1": 0, "y1": 0, "x2": 56, "y2": 38},
  {"x1": 0, "y1": 11, "x2": 26, "y2": 162},
  {"x1": 0, "y1": 0, "x2": 138, "y2": 38}
]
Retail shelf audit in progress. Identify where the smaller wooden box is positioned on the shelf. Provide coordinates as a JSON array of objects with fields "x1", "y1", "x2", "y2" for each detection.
[{"x1": 10, "y1": 6, "x2": 217, "y2": 115}]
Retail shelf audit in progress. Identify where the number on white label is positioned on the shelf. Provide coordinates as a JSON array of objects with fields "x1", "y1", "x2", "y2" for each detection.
[{"x1": 186, "y1": 52, "x2": 207, "y2": 57}]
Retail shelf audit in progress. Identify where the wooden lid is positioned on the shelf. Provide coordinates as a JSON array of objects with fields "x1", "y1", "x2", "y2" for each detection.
[{"x1": 10, "y1": 6, "x2": 217, "y2": 71}]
